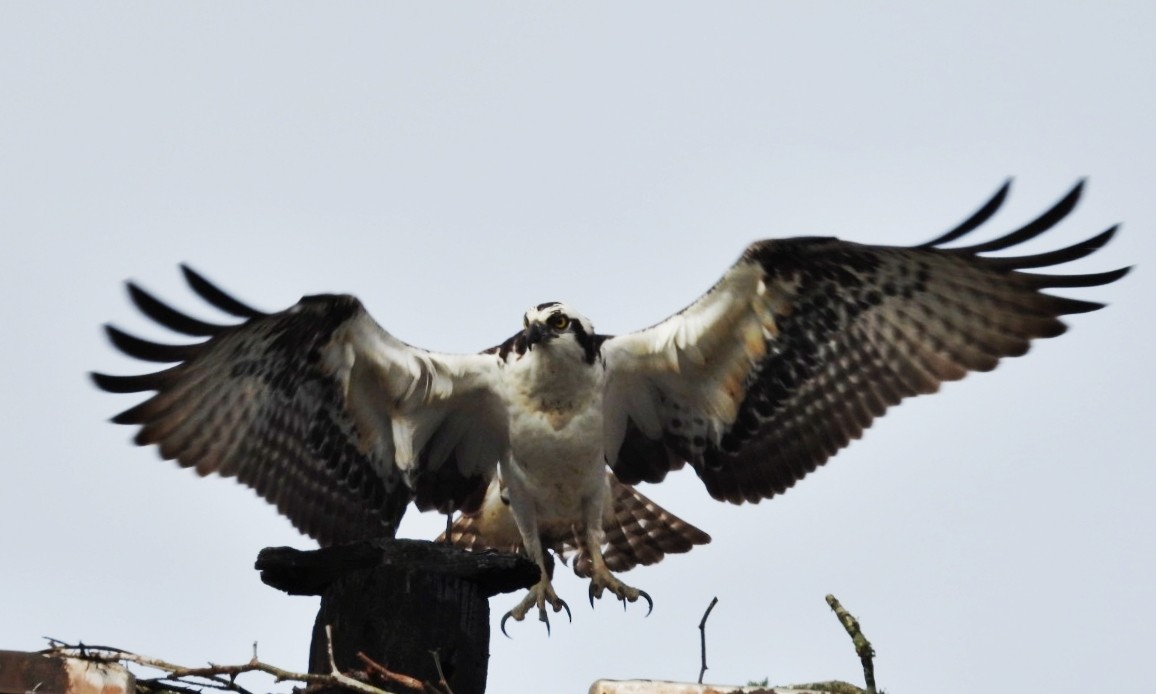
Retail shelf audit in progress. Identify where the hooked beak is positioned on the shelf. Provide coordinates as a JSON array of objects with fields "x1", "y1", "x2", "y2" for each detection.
[{"x1": 524, "y1": 321, "x2": 545, "y2": 349}]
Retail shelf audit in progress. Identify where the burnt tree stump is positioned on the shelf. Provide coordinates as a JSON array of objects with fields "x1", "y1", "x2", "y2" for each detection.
[{"x1": 256, "y1": 539, "x2": 538, "y2": 694}]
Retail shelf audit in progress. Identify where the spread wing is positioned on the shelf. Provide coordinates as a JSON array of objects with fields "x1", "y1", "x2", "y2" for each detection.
[
  {"x1": 92, "y1": 266, "x2": 507, "y2": 545},
  {"x1": 603, "y1": 181, "x2": 1130, "y2": 503}
]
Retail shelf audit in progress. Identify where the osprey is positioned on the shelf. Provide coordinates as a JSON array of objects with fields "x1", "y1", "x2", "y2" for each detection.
[{"x1": 93, "y1": 181, "x2": 1127, "y2": 632}]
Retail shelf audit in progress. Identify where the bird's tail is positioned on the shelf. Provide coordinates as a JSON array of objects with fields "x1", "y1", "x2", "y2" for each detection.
[{"x1": 438, "y1": 473, "x2": 711, "y2": 577}]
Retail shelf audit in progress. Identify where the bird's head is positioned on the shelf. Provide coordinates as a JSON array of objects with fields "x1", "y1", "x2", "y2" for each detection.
[{"x1": 522, "y1": 302, "x2": 598, "y2": 364}]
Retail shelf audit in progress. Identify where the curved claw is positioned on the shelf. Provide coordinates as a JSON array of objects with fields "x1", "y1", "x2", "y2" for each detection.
[
  {"x1": 537, "y1": 596, "x2": 572, "y2": 636},
  {"x1": 588, "y1": 580, "x2": 653, "y2": 616},
  {"x1": 504, "y1": 599, "x2": 569, "y2": 638},
  {"x1": 638, "y1": 589, "x2": 653, "y2": 617}
]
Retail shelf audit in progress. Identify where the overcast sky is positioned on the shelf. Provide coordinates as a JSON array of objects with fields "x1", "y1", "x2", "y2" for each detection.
[{"x1": 1, "y1": 4, "x2": 1152, "y2": 694}]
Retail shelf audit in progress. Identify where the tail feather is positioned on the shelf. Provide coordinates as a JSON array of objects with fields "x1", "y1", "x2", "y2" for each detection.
[
  {"x1": 438, "y1": 473, "x2": 710, "y2": 577},
  {"x1": 437, "y1": 478, "x2": 521, "y2": 553},
  {"x1": 563, "y1": 476, "x2": 711, "y2": 577}
]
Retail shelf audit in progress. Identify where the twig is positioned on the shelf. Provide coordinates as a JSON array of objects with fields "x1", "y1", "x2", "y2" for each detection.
[
  {"x1": 39, "y1": 636, "x2": 397, "y2": 694},
  {"x1": 324, "y1": 625, "x2": 391, "y2": 694},
  {"x1": 137, "y1": 678, "x2": 219, "y2": 694},
  {"x1": 356, "y1": 653, "x2": 426, "y2": 692},
  {"x1": 428, "y1": 650, "x2": 453, "y2": 694},
  {"x1": 39, "y1": 639, "x2": 132, "y2": 656},
  {"x1": 825, "y1": 594, "x2": 877, "y2": 694},
  {"x1": 697, "y1": 596, "x2": 719, "y2": 684},
  {"x1": 141, "y1": 675, "x2": 256, "y2": 694}
]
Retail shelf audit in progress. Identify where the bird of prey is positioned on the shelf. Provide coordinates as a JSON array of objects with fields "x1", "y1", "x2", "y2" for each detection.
[{"x1": 92, "y1": 181, "x2": 1127, "y2": 632}]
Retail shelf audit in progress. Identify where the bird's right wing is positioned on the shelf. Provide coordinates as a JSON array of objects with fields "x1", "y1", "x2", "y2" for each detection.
[{"x1": 93, "y1": 266, "x2": 508, "y2": 545}]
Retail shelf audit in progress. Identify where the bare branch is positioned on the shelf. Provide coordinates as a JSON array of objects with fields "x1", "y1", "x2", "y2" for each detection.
[
  {"x1": 39, "y1": 638, "x2": 398, "y2": 694},
  {"x1": 697, "y1": 596, "x2": 719, "y2": 684},
  {"x1": 428, "y1": 650, "x2": 453, "y2": 694},
  {"x1": 323, "y1": 624, "x2": 393, "y2": 694},
  {"x1": 825, "y1": 594, "x2": 877, "y2": 694},
  {"x1": 356, "y1": 652, "x2": 426, "y2": 692}
]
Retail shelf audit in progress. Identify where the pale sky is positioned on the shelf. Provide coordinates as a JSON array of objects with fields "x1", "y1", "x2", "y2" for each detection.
[{"x1": 1, "y1": 4, "x2": 1153, "y2": 694}]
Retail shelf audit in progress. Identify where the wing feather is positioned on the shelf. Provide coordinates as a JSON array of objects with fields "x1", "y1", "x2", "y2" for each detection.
[
  {"x1": 181, "y1": 264, "x2": 267, "y2": 319},
  {"x1": 103, "y1": 325, "x2": 201, "y2": 363},
  {"x1": 604, "y1": 182, "x2": 1129, "y2": 503},
  {"x1": 917, "y1": 179, "x2": 1011, "y2": 247},
  {"x1": 126, "y1": 282, "x2": 227, "y2": 336},
  {"x1": 987, "y1": 225, "x2": 1117, "y2": 270},
  {"x1": 944, "y1": 179, "x2": 1082, "y2": 254},
  {"x1": 94, "y1": 268, "x2": 506, "y2": 544}
]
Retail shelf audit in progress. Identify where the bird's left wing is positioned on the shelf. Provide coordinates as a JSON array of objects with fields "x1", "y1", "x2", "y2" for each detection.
[
  {"x1": 92, "y1": 266, "x2": 507, "y2": 544},
  {"x1": 602, "y1": 182, "x2": 1129, "y2": 504}
]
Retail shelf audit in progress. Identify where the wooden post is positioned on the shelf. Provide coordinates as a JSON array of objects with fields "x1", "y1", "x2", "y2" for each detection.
[{"x1": 256, "y1": 539, "x2": 538, "y2": 694}]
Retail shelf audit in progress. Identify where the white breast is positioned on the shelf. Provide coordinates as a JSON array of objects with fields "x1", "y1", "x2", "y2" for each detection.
[{"x1": 501, "y1": 337, "x2": 608, "y2": 522}]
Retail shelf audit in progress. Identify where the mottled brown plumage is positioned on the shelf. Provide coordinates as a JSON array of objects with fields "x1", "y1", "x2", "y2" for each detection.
[
  {"x1": 92, "y1": 180, "x2": 1127, "y2": 628},
  {"x1": 607, "y1": 181, "x2": 1128, "y2": 505},
  {"x1": 95, "y1": 286, "x2": 409, "y2": 545},
  {"x1": 439, "y1": 473, "x2": 711, "y2": 577}
]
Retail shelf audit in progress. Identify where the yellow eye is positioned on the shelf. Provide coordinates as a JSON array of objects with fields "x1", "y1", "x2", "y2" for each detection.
[{"x1": 550, "y1": 314, "x2": 569, "y2": 330}]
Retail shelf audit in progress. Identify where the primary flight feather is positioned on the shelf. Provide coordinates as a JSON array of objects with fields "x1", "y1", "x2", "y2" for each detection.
[{"x1": 93, "y1": 180, "x2": 1128, "y2": 630}]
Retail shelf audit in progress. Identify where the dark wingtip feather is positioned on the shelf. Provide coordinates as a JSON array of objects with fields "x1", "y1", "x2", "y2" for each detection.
[
  {"x1": 1046, "y1": 296, "x2": 1109, "y2": 315},
  {"x1": 127, "y1": 282, "x2": 226, "y2": 337},
  {"x1": 104, "y1": 324, "x2": 198, "y2": 363},
  {"x1": 950, "y1": 180, "x2": 1085, "y2": 255},
  {"x1": 1024, "y1": 266, "x2": 1132, "y2": 289},
  {"x1": 90, "y1": 370, "x2": 167, "y2": 394},
  {"x1": 110, "y1": 399, "x2": 152, "y2": 425},
  {"x1": 917, "y1": 179, "x2": 1012, "y2": 248},
  {"x1": 181, "y1": 264, "x2": 267, "y2": 319},
  {"x1": 987, "y1": 225, "x2": 1121, "y2": 271}
]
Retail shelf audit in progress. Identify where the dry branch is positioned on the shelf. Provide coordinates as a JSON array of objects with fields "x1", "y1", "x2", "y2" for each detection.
[
  {"x1": 39, "y1": 627, "x2": 405, "y2": 694},
  {"x1": 696, "y1": 596, "x2": 719, "y2": 684},
  {"x1": 824, "y1": 594, "x2": 876, "y2": 694}
]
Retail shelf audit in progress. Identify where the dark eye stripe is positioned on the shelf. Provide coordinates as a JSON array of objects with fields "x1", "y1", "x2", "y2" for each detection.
[{"x1": 566, "y1": 316, "x2": 599, "y2": 365}]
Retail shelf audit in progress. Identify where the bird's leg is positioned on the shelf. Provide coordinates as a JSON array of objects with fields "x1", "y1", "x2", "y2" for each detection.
[
  {"x1": 500, "y1": 495, "x2": 570, "y2": 636},
  {"x1": 499, "y1": 550, "x2": 571, "y2": 638},
  {"x1": 582, "y1": 494, "x2": 653, "y2": 615}
]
